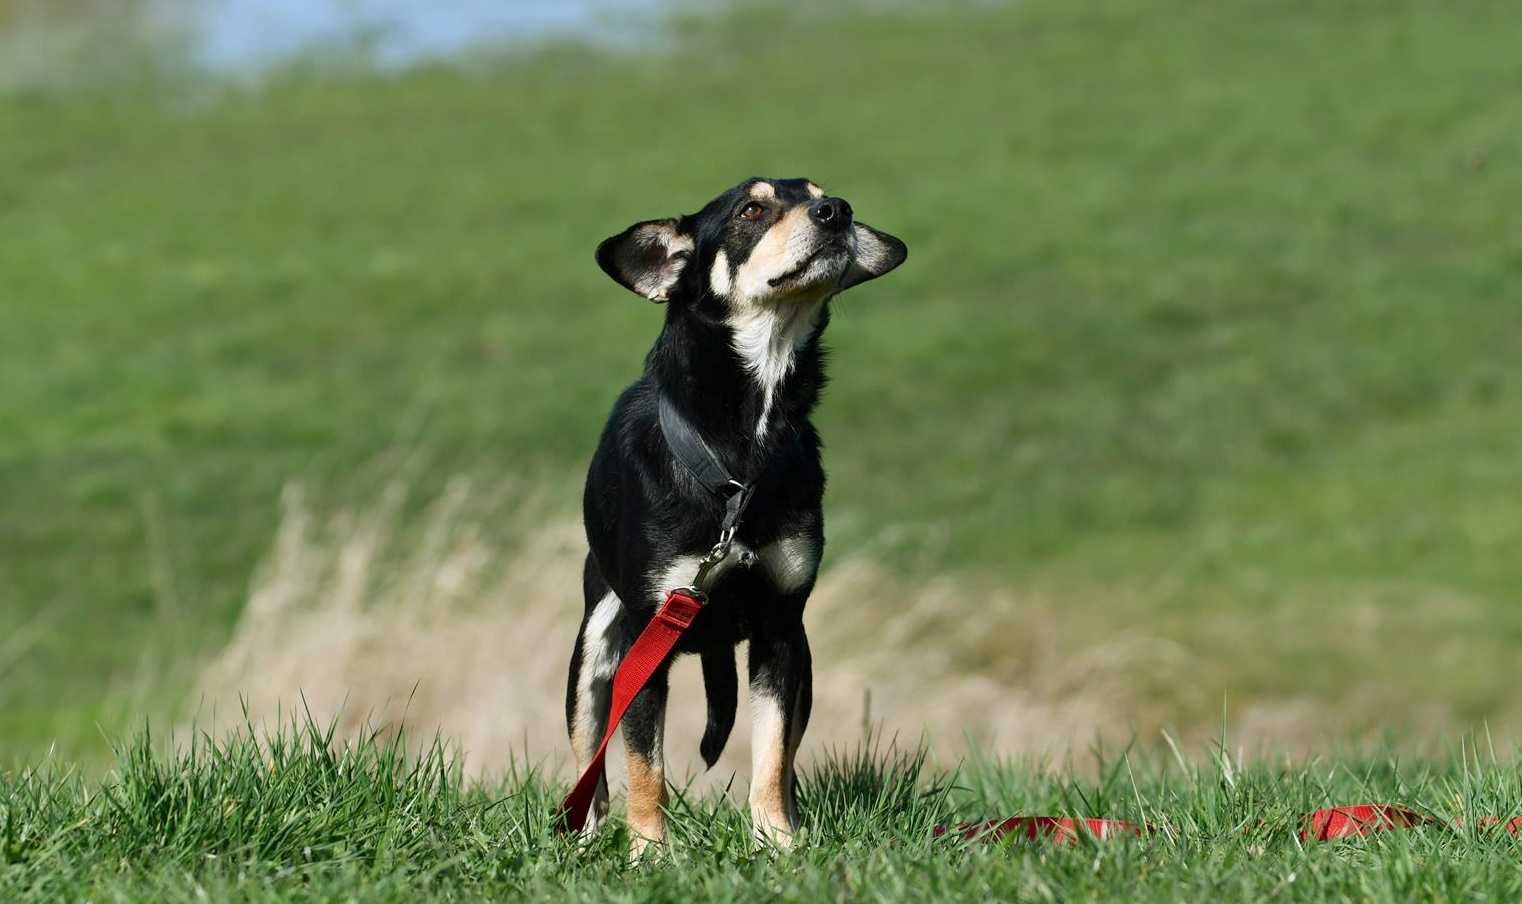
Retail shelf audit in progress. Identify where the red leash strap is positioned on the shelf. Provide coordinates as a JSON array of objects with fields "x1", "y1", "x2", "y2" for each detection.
[
  {"x1": 556, "y1": 589, "x2": 704, "y2": 834},
  {"x1": 1300, "y1": 804, "x2": 1432, "y2": 841},
  {"x1": 940, "y1": 803, "x2": 1522, "y2": 848},
  {"x1": 561, "y1": 590, "x2": 1516, "y2": 848},
  {"x1": 1300, "y1": 804, "x2": 1522, "y2": 841},
  {"x1": 936, "y1": 817, "x2": 1148, "y2": 845}
]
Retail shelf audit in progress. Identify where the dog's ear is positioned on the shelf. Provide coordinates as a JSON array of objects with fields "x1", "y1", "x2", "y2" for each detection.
[
  {"x1": 595, "y1": 218, "x2": 694, "y2": 302},
  {"x1": 839, "y1": 223, "x2": 908, "y2": 291}
]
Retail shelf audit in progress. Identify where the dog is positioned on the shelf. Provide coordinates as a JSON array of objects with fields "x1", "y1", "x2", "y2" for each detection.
[{"x1": 567, "y1": 177, "x2": 907, "y2": 854}]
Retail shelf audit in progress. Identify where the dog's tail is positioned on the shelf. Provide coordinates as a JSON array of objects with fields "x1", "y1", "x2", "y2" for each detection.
[{"x1": 699, "y1": 646, "x2": 737, "y2": 769}]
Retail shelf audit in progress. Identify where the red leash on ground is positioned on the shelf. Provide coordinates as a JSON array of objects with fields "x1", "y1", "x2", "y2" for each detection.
[
  {"x1": 935, "y1": 804, "x2": 1522, "y2": 847},
  {"x1": 558, "y1": 595, "x2": 1521, "y2": 847},
  {"x1": 935, "y1": 817, "x2": 1147, "y2": 845},
  {"x1": 1299, "y1": 805, "x2": 1522, "y2": 842}
]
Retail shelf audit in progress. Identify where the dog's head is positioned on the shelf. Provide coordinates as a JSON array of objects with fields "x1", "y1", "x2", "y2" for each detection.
[{"x1": 596, "y1": 177, "x2": 907, "y2": 306}]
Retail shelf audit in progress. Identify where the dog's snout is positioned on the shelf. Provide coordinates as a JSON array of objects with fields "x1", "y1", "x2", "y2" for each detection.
[{"x1": 809, "y1": 197, "x2": 853, "y2": 231}]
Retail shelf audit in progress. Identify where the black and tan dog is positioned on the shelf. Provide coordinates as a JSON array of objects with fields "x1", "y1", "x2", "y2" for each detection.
[{"x1": 567, "y1": 177, "x2": 907, "y2": 853}]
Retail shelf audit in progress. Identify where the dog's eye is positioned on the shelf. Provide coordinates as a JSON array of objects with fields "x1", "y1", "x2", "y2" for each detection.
[{"x1": 737, "y1": 202, "x2": 765, "y2": 221}]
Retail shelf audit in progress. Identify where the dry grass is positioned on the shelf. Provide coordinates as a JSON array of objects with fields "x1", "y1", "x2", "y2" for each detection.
[
  {"x1": 196, "y1": 476, "x2": 1168, "y2": 792},
  {"x1": 196, "y1": 475, "x2": 1483, "y2": 797}
]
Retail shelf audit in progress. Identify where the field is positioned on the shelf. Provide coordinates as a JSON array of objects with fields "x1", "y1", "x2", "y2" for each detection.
[
  {"x1": 2, "y1": 0, "x2": 1521, "y2": 897},
  {"x1": 7, "y1": 724, "x2": 1522, "y2": 901}
]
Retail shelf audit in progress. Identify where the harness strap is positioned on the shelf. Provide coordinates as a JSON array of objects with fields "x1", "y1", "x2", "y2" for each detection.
[
  {"x1": 556, "y1": 589, "x2": 704, "y2": 835},
  {"x1": 658, "y1": 394, "x2": 754, "y2": 537}
]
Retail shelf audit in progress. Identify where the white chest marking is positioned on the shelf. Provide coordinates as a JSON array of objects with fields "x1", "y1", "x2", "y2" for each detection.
[{"x1": 728, "y1": 301, "x2": 822, "y2": 440}]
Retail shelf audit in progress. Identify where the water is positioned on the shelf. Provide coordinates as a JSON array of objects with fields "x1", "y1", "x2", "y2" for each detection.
[
  {"x1": 180, "y1": 0, "x2": 669, "y2": 72},
  {"x1": 0, "y1": 0, "x2": 676, "y2": 90}
]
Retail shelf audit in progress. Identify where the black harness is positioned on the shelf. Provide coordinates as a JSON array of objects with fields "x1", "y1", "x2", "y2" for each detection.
[{"x1": 657, "y1": 394, "x2": 756, "y2": 555}]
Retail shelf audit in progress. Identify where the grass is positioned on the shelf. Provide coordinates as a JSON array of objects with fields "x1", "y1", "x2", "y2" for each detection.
[
  {"x1": 2, "y1": 0, "x2": 1522, "y2": 771},
  {"x1": 6, "y1": 724, "x2": 1522, "y2": 901},
  {"x1": 7, "y1": 4, "x2": 1521, "y2": 897}
]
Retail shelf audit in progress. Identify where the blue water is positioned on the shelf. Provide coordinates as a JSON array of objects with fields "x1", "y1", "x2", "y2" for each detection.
[
  {"x1": 110, "y1": 0, "x2": 669, "y2": 75},
  {"x1": 176, "y1": 0, "x2": 669, "y2": 72},
  {"x1": 0, "y1": 0, "x2": 683, "y2": 90}
]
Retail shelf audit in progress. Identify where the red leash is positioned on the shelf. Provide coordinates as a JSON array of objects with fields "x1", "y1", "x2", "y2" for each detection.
[
  {"x1": 557, "y1": 595, "x2": 1522, "y2": 845},
  {"x1": 565, "y1": 404, "x2": 1520, "y2": 846},
  {"x1": 556, "y1": 572, "x2": 1520, "y2": 846},
  {"x1": 556, "y1": 589, "x2": 705, "y2": 834},
  {"x1": 936, "y1": 804, "x2": 1522, "y2": 847},
  {"x1": 558, "y1": 599, "x2": 1522, "y2": 844},
  {"x1": 1299, "y1": 805, "x2": 1522, "y2": 842},
  {"x1": 936, "y1": 816, "x2": 1147, "y2": 845}
]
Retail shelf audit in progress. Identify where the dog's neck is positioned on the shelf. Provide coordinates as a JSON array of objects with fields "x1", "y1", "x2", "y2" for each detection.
[{"x1": 648, "y1": 299, "x2": 829, "y2": 476}]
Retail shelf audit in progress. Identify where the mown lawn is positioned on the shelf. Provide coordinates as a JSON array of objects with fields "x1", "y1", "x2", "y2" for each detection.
[
  {"x1": 5, "y1": 725, "x2": 1522, "y2": 901},
  {"x1": 1, "y1": 0, "x2": 1520, "y2": 763}
]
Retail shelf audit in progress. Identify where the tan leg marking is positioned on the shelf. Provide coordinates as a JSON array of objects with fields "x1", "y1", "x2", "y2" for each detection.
[
  {"x1": 626, "y1": 749, "x2": 668, "y2": 858},
  {"x1": 749, "y1": 692, "x2": 797, "y2": 847}
]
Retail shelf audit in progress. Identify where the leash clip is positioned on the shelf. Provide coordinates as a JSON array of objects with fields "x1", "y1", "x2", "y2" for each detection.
[
  {"x1": 712, "y1": 524, "x2": 738, "y2": 558},
  {"x1": 689, "y1": 531, "x2": 733, "y2": 590},
  {"x1": 689, "y1": 511, "x2": 763, "y2": 591}
]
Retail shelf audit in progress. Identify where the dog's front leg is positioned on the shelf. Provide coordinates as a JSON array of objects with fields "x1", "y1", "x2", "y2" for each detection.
[
  {"x1": 566, "y1": 588, "x2": 619, "y2": 835},
  {"x1": 621, "y1": 664, "x2": 670, "y2": 860},
  {"x1": 747, "y1": 618, "x2": 812, "y2": 848}
]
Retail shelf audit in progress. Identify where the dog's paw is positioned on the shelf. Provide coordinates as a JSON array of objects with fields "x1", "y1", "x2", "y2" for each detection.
[
  {"x1": 750, "y1": 814, "x2": 797, "y2": 852},
  {"x1": 628, "y1": 832, "x2": 668, "y2": 864}
]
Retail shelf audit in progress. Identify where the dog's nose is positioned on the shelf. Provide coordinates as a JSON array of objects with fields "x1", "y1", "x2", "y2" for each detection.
[{"x1": 809, "y1": 197, "x2": 853, "y2": 231}]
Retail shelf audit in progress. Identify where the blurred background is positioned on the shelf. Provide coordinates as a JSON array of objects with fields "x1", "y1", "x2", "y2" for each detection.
[{"x1": 1, "y1": 0, "x2": 1518, "y2": 780}]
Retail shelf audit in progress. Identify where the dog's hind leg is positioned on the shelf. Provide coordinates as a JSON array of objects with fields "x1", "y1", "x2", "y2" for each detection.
[
  {"x1": 747, "y1": 618, "x2": 811, "y2": 848},
  {"x1": 565, "y1": 554, "x2": 620, "y2": 834},
  {"x1": 787, "y1": 634, "x2": 812, "y2": 825}
]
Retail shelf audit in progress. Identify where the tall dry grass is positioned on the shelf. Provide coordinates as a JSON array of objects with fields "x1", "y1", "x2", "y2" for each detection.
[
  {"x1": 197, "y1": 476, "x2": 1175, "y2": 790},
  {"x1": 198, "y1": 474, "x2": 1421, "y2": 795}
]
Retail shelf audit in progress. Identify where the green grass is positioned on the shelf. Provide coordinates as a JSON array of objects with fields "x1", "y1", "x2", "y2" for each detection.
[
  {"x1": 6, "y1": 725, "x2": 1522, "y2": 901},
  {"x1": 3, "y1": 1, "x2": 1522, "y2": 763}
]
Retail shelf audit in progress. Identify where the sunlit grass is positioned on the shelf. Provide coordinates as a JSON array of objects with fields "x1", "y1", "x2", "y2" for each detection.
[{"x1": 5, "y1": 722, "x2": 1522, "y2": 901}]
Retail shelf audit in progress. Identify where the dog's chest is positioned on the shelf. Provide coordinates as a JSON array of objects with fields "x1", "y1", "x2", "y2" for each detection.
[
  {"x1": 715, "y1": 534, "x2": 821, "y2": 595},
  {"x1": 649, "y1": 534, "x2": 819, "y2": 603}
]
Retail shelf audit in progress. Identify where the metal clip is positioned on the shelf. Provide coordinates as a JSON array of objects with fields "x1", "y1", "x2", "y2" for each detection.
[
  {"x1": 688, "y1": 519, "x2": 755, "y2": 592},
  {"x1": 712, "y1": 524, "x2": 738, "y2": 556},
  {"x1": 689, "y1": 541, "x2": 728, "y2": 591}
]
